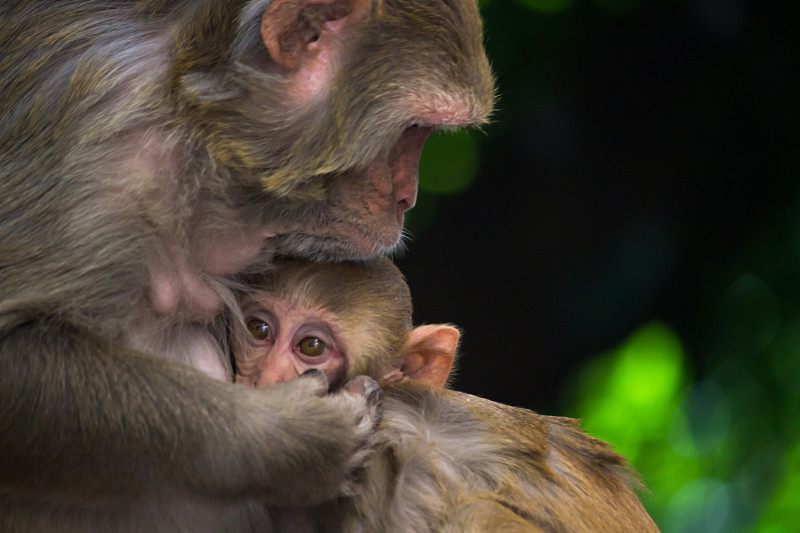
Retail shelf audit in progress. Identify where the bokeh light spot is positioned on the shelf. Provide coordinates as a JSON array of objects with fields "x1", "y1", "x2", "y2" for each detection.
[
  {"x1": 609, "y1": 323, "x2": 684, "y2": 417},
  {"x1": 664, "y1": 478, "x2": 731, "y2": 533},
  {"x1": 418, "y1": 130, "x2": 480, "y2": 196},
  {"x1": 669, "y1": 408, "x2": 699, "y2": 458},
  {"x1": 571, "y1": 322, "x2": 686, "y2": 462},
  {"x1": 759, "y1": 442, "x2": 800, "y2": 531},
  {"x1": 677, "y1": 379, "x2": 731, "y2": 454}
]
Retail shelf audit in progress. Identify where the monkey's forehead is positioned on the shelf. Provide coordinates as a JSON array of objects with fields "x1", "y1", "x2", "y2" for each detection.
[{"x1": 241, "y1": 291, "x2": 346, "y2": 330}]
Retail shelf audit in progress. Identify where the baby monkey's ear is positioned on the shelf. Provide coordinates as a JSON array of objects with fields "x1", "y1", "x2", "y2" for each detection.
[{"x1": 383, "y1": 325, "x2": 459, "y2": 388}]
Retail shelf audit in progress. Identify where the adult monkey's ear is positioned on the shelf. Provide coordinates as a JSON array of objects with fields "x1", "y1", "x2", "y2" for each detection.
[
  {"x1": 384, "y1": 325, "x2": 460, "y2": 389},
  {"x1": 261, "y1": 0, "x2": 370, "y2": 70}
]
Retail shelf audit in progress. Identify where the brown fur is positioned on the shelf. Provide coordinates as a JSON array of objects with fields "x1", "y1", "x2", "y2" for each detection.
[
  {"x1": 0, "y1": 0, "x2": 494, "y2": 531},
  {"x1": 334, "y1": 383, "x2": 660, "y2": 533},
  {"x1": 240, "y1": 258, "x2": 658, "y2": 532},
  {"x1": 268, "y1": 382, "x2": 660, "y2": 533}
]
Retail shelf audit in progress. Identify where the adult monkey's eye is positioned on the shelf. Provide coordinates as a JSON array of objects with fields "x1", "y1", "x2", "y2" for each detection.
[
  {"x1": 297, "y1": 337, "x2": 326, "y2": 357},
  {"x1": 246, "y1": 319, "x2": 273, "y2": 341}
]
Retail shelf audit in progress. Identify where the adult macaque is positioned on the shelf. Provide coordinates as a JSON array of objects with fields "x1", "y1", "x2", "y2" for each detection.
[
  {"x1": 0, "y1": 0, "x2": 494, "y2": 531},
  {"x1": 233, "y1": 258, "x2": 660, "y2": 532}
]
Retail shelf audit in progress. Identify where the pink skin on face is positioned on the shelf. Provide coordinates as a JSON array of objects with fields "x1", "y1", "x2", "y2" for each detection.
[{"x1": 236, "y1": 294, "x2": 348, "y2": 387}]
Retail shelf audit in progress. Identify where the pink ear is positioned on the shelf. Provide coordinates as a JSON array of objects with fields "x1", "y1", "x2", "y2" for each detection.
[
  {"x1": 390, "y1": 325, "x2": 459, "y2": 388},
  {"x1": 261, "y1": 0, "x2": 369, "y2": 70}
]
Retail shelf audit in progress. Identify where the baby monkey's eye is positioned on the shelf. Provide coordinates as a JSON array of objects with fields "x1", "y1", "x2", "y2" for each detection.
[
  {"x1": 246, "y1": 319, "x2": 273, "y2": 341},
  {"x1": 297, "y1": 337, "x2": 326, "y2": 357}
]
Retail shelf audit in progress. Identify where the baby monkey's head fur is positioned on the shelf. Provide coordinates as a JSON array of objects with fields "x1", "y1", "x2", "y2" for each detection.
[{"x1": 238, "y1": 256, "x2": 414, "y2": 384}]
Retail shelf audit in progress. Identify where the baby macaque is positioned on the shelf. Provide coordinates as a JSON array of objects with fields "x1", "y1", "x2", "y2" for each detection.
[{"x1": 233, "y1": 258, "x2": 660, "y2": 532}]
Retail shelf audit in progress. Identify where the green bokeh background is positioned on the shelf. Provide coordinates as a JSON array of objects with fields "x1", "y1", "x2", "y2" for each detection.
[{"x1": 398, "y1": 0, "x2": 800, "y2": 530}]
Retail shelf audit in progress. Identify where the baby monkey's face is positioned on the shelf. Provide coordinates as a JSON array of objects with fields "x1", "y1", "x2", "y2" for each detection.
[{"x1": 235, "y1": 293, "x2": 348, "y2": 387}]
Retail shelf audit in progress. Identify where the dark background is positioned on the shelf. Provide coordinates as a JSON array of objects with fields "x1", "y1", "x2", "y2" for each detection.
[{"x1": 395, "y1": 0, "x2": 800, "y2": 530}]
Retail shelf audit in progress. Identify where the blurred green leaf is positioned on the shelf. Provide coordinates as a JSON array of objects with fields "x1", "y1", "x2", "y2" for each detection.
[
  {"x1": 573, "y1": 322, "x2": 686, "y2": 461},
  {"x1": 759, "y1": 442, "x2": 800, "y2": 532},
  {"x1": 419, "y1": 130, "x2": 481, "y2": 196},
  {"x1": 567, "y1": 322, "x2": 692, "y2": 526}
]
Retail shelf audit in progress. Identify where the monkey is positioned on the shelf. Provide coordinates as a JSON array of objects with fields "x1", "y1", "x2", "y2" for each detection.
[
  {"x1": 231, "y1": 257, "x2": 660, "y2": 532},
  {"x1": 0, "y1": 0, "x2": 494, "y2": 531},
  {"x1": 233, "y1": 254, "x2": 420, "y2": 390}
]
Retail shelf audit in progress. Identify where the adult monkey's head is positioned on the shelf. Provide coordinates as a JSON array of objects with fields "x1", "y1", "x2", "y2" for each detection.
[{"x1": 177, "y1": 0, "x2": 495, "y2": 261}]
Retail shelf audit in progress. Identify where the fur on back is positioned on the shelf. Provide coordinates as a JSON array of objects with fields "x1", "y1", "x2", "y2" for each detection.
[{"x1": 340, "y1": 383, "x2": 659, "y2": 533}]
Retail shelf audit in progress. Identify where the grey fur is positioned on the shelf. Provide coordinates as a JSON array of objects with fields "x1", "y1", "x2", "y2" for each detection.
[{"x1": 0, "y1": 0, "x2": 494, "y2": 531}]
